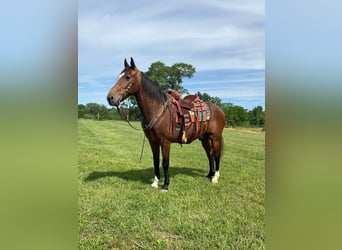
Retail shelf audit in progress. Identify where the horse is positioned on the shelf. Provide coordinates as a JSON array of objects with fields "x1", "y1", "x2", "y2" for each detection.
[{"x1": 107, "y1": 58, "x2": 226, "y2": 191}]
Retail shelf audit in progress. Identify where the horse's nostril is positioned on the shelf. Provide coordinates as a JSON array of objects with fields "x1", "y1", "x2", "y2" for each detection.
[{"x1": 107, "y1": 95, "x2": 113, "y2": 103}]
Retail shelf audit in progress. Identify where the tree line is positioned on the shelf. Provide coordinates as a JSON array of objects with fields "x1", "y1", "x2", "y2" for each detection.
[
  {"x1": 79, "y1": 60, "x2": 265, "y2": 127},
  {"x1": 78, "y1": 101, "x2": 265, "y2": 128}
]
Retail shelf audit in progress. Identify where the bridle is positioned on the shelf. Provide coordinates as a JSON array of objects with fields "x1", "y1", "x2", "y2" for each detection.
[
  {"x1": 114, "y1": 77, "x2": 140, "y2": 131},
  {"x1": 115, "y1": 77, "x2": 136, "y2": 106}
]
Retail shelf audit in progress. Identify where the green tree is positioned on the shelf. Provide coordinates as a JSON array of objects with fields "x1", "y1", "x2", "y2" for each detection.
[
  {"x1": 85, "y1": 103, "x2": 100, "y2": 118},
  {"x1": 79, "y1": 103, "x2": 123, "y2": 120},
  {"x1": 196, "y1": 91, "x2": 222, "y2": 107},
  {"x1": 249, "y1": 106, "x2": 265, "y2": 127},
  {"x1": 145, "y1": 61, "x2": 195, "y2": 94},
  {"x1": 107, "y1": 108, "x2": 121, "y2": 120},
  {"x1": 221, "y1": 103, "x2": 233, "y2": 124},
  {"x1": 98, "y1": 105, "x2": 109, "y2": 120},
  {"x1": 78, "y1": 104, "x2": 86, "y2": 118},
  {"x1": 221, "y1": 103, "x2": 249, "y2": 127},
  {"x1": 84, "y1": 103, "x2": 109, "y2": 120}
]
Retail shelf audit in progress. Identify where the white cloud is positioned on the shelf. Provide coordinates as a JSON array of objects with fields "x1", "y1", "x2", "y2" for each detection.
[{"x1": 79, "y1": 0, "x2": 263, "y2": 68}]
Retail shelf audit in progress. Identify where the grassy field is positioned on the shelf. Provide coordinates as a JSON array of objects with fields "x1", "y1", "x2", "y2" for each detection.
[{"x1": 78, "y1": 119, "x2": 265, "y2": 249}]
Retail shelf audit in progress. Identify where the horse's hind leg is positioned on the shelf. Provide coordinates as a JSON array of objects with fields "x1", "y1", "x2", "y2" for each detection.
[
  {"x1": 200, "y1": 134, "x2": 215, "y2": 178},
  {"x1": 211, "y1": 136, "x2": 223, "y2": 184},
  {"x1": 161, "y1": 141, "x2": 171, "y2": 192}
]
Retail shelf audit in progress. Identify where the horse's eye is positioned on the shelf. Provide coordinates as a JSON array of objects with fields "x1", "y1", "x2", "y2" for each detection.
[{"x1": 125, "y1": 76, "x2": 130, "y2": 80}]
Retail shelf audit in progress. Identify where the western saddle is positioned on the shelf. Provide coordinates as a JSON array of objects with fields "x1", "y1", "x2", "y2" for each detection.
[{"x1": 167, "y1": 90, "x2": 211, "y2": 144}]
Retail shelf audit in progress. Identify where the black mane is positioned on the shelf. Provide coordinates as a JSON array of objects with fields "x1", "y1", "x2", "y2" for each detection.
[{"x1": 140, "y1": 72, "x2": 167, "y2": 104}]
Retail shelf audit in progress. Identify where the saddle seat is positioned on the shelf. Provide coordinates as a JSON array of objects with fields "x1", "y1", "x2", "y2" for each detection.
[{"x1": 180, "y1": 95, "x2": 199, "y2": 109}]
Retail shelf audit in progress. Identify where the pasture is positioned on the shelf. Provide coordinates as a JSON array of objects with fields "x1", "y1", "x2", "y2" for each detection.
[{"x1": 78, "y1": 119, "x2": 265, "y2": 249}]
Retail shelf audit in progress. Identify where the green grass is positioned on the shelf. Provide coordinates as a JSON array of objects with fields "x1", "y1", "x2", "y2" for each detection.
[{"x1": 78, "y1": 119, "x2": 265, "y2": 249}]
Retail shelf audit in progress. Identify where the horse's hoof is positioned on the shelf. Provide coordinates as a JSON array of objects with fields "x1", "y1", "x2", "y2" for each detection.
[
  {"x1": 160, "y1": 188, "x2": 168, "y2": 193},
  {"x1": 211, "y1": 171, "x2": 220, "y2": 184},
  {"x1": 161, "y1": 185, "x2": 168, "y2": 192},
  {"x1": 151, "y1": 183, "x2": 158, "y2": 189},
  {"x1": 211, "y1": 178, "x2": 219, "y2": 184},
  {"x1": 151, "y1": 176, "x2": 159, "y2": 188}
]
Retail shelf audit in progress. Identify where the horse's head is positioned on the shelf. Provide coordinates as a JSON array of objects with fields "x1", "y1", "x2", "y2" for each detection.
[{"x1": 107, "y1": 57, "x2": 141, "y2": 106}]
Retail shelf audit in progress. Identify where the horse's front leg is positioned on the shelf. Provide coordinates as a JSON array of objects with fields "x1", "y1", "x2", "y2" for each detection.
[
  {"x1": 149, "y1": 140, "x2": 160, "y2": 188},
  {"x1": 161, "y1": 141, "x2": 171, "y2": 191}
]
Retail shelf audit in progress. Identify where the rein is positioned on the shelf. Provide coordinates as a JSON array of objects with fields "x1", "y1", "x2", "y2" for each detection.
[
  {"x1": 116, "y1": 98, "x2": 171, "y2": 131},
  {"x1": 143, "y1": 98, "x2": 171, "y2": 131},
  {"x1": 116, "y1": 105, "x2": 142, "y2": 131}
]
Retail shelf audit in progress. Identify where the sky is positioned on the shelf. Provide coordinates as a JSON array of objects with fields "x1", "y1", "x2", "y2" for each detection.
[{"x1": 78, "y1": 0, "x2": 264, "y2": 111}]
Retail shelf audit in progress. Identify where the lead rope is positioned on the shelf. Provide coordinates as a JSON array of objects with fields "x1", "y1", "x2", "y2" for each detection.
[
  {"x1": 115, "y1": 105, "x2": 146, "y2": 161},
  {"x1": 139, "y1": 134, "x2": 146, "y2": 163},
  {"x1": 116, "y1": 105, "x2": 142, "y2": 131}
]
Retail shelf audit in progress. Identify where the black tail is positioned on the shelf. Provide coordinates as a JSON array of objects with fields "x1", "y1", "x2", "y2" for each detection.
[{"x1": 220, "y1": 137, "x2": 224, "y2": 157}]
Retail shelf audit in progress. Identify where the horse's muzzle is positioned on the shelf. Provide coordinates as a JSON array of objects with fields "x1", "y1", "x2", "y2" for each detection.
[{"x1": 107, "y1": 94, "x2": 120, "y2": 106}]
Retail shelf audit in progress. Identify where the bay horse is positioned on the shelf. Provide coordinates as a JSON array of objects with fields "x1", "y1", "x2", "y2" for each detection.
[{"x1": 107, "y1": 58, "x2": 226, "y2": 191}]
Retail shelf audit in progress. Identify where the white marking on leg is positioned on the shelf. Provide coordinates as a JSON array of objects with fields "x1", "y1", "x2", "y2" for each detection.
[
  {"x1": 211, "y1": 171, "x2": 220, "y2": 184},
  {"x1": 151, "y1": 176, "x2": 159, "y2": 188}
]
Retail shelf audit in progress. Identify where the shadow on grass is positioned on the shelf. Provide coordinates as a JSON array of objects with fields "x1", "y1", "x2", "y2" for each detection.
[{"x1": 84, "y1": 166, "x2": 206, "y2": 184}]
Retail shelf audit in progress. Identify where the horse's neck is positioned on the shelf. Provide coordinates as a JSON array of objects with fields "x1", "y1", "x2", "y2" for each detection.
[{"x1": 135, "y1": 75, "x2": 166, "y2": 122}]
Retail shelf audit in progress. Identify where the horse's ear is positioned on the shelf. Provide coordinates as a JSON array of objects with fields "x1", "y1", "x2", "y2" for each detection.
[
  {"x1": 124, "y1": 58, "x2": 129, "y2": 69},
  {"x1": 130, "y1": 57, "x2": 136, "y2": 69}
]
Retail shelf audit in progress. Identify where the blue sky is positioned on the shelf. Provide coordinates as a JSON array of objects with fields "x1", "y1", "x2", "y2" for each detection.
[{"x1": 78, "y1": 0, "x2": 264, "y2": 110}]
